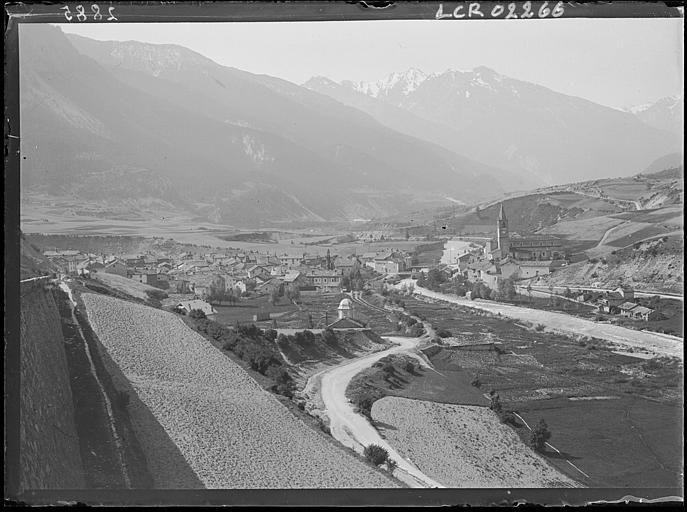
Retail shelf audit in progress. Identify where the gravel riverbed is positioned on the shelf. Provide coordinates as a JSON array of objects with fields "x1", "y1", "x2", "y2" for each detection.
[{"x1": 83, "y1": 293, "x2": 398, "y2": 488}]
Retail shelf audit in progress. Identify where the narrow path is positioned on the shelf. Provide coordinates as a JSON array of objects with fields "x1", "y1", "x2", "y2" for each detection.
[
  {"x1": 591, "y1": 219, "x2": 632, "y2": 253},
  {"x1": 316, "y1": 336, "x2": 445, "y2": 488},
  {"x1": 59, "y1": 282, "x2": 132, "y2": 488},
  {"x1": 403, "y1": 282, "x2": 683, "y2": 359}
]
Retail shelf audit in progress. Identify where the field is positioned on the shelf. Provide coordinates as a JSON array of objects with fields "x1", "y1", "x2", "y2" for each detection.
[
  {"x1": 515, "y1": 397, "x2": 683, "y2": 488},
  {"x1": 212, "y1": 296, "x2": 298, "y2": 326},
  {"x1": 348, "y1": 353, "x2": 488, "y2": 409},
  {"x1": 390, "y1": 294, "x2": 683, "y2": 487},
  {"x1": 267, "y1": 292, "x2": 398, "y2": 333},
  {"x1": 371, "y1": 397, "x2": 578, "y2": 488},
  {"x1": 539, "y1": 215, "x2": 625, "y2": 241},
  {"x1": 92, "y1": 272, "x2": 165, "y2": 302},
  {"x1": 82, "y1": 293, "x2": 399, "y2": 488}
]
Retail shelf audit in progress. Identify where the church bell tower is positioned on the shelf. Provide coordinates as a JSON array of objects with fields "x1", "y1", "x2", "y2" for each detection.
[{"x1": 496, "y1": 203, "x2": 510, "y2": 257}]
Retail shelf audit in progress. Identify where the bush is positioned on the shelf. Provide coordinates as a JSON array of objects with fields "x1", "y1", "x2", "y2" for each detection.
[
  {"x1": 500, "y1": 410, "x2": 519, "y2": 426},
  {"x1": 263, "y1": 328, "x2": 278, "y2": 342},
  {"x1": 353, "y1": 388, "x2": 384, "y2": 419},
  {"x1": 436, "y1": 328, "x2": 452, "y2": 338},
  {"x1": 146, "y1": 289, "x2": 168, "y2": 301},
  {"x1": 534, "y1": 324, "x2": 545, "y2": 332},
  {"x1": 322, "y1": 328, "x2": 338, "y2": 346},
  {"x1": 189, "y1": 308, "x2": 206, "y2": 319},
  {"x1": 471, "y1": 376, "x2": 481, "y2": 388},
  {"x1": 363, "y1": 444, "x2": 389, "y2": 466},
  {"x1": 530, "y1": 419, "x2": 552, "y2": 452},
  {"x1": 489, "y1": 393, "x2": 502, "y2": 413},
  {"x1": 266, "y1": 365, "x2": 295, "y2": 397}
]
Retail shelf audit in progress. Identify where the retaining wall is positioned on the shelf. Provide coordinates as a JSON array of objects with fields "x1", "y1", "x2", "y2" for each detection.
[{"x1": 19, "y1": 281, "x2": 84, "y2": 490}]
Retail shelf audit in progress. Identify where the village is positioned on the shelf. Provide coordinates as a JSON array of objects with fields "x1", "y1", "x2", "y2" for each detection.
[
  {"x1": 416, "y1": 203, "x2": 670, "y2": 325},
  {"x1": 38, "y1": 202, "x2": 671, "y2": 332}
]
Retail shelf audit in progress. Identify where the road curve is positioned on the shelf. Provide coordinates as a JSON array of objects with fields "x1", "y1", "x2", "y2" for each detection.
[
  {"x1": 318, "y1": 336, "x2": 445, "y2": 488},
  {"x1": 403, "y1": 281, "x2": 683, "y2": 359}
]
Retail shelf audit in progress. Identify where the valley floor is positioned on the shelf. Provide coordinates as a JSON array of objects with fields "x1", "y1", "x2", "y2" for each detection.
[{"x1": 405, "y1": 282, "x2": 683, "y2": 359}]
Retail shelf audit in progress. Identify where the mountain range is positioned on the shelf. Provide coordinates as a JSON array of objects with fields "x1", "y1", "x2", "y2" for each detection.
[
  {"x1": 304, "y1": 68, "x2": 680, "y2": 186},
  {"x1": 627, "y1": 95, "x2": 684, "y2": 135},
  {"x1": 20, "y1": 25, "x2": 512, "y2": 225},
  {"x1": 19, "y1": 25, "x2": 681, "y2": 227}
]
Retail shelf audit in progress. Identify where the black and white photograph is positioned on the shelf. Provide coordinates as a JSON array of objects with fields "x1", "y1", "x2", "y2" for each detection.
[{"x1": 6, "y1": 0, "x2": 684, "y2": 505}]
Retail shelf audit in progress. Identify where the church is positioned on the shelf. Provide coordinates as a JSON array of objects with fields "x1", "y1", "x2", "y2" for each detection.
[{"x1": 488, "y1": 203, "x2": 565, "y2": 262}]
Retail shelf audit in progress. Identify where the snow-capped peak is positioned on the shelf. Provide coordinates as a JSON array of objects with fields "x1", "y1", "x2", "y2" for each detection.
[
  {"x1": 346, "y1": 68, "x2": 429, "y2": 98},
  {"x1": 625, "y1": 94, "x2": 683, "y2": 115}
]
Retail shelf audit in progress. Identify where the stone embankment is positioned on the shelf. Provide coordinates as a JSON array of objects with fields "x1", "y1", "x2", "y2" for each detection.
[{"x1": 19, "y1": 281, "x2": 84, "y2": 490}]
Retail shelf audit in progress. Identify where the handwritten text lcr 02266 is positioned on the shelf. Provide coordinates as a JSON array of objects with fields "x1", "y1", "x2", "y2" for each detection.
[
  {"x1": 436, "y1": 1, "x2": 565, "y2": 20},
  {"x1": 60, "y1": 4, "x2": 117, "y2": 22}
]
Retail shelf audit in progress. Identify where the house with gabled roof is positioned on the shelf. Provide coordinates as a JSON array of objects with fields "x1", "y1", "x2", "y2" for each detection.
[
  {"x1": 103, "y1": 258, "x2": 128, "y2": 276},
  {"x1": 619, "y1": 302, "x2": 639, "y2": 318}
]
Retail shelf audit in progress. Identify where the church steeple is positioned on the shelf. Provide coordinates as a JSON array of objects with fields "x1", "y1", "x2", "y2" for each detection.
[{"x1": 496, "y1": 202, "x2": 510, "y2": 257}]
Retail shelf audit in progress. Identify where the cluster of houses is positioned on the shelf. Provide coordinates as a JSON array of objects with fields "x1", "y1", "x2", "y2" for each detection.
[
  {"x1": 437, "y1": 203, "x2": 569, "y2": 290},
  {"x1": 42, "y1": 246, "x2": 415, "y2": 300},
  {"x1": 576, "y1": 286, "x2": 663, "y2": 321}
]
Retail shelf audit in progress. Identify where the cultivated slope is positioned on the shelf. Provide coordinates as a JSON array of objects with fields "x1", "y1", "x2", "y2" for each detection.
[{"x1": 82, "y1": 293, "x2": 398, "y2": 488}]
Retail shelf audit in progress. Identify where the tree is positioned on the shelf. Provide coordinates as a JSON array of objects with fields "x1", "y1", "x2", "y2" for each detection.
[
  {"x1": 322, "y1": 328, "x2": 338, "y2": 346},
  {"x1": 286, "y1": 285, "x2": 301, "y2": 304},
  {"x1": 189, "y1": 308, "x2": 206, "y2": 319},
  {"x1": 499, "y1": 277, "x2": 517, "y2": 301},
  {"x1": 270, "y1": 287, "x2": 280, "y2": 306},
  {"x1": 489, "y1": 393, "x2": 503, "y2": 414},
  {"x1": 363, "y1": 444, "x2": 389, "y2": 466},
  {"x1": 529, "y1": 419, "x2": 552, "y2": 452}
]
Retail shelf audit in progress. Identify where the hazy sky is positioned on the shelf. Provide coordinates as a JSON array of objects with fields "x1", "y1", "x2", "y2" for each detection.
[{"x1": 59, "y1": 18, "x2": 683, "y2": 109}]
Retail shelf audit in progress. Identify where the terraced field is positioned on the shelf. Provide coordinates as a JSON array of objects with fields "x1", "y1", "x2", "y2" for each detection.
[
  {"x1": 82, "y1": 293, "x2": 398, "y2": 488},
  {"x1": 372, "y1": 397, "x2": 577, "y2": 488}
]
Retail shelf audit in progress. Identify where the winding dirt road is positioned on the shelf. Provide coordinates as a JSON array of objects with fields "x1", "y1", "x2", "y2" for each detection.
[
  {"x1": 403, "y1": 281, "x2": 682, "y2": 359},
  {"x1": 315, "y1": 336, "x2": 445, "y2": 488}
]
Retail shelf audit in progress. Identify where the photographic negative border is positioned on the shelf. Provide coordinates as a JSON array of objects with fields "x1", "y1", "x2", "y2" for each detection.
[{"x1": 4, "y1": 0, "x2": 684, "y2": 506}]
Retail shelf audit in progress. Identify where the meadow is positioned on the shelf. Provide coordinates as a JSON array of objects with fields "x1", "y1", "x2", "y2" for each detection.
[{"x1": 377, "y1": 294, "x2": 684, "y2": 487}]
